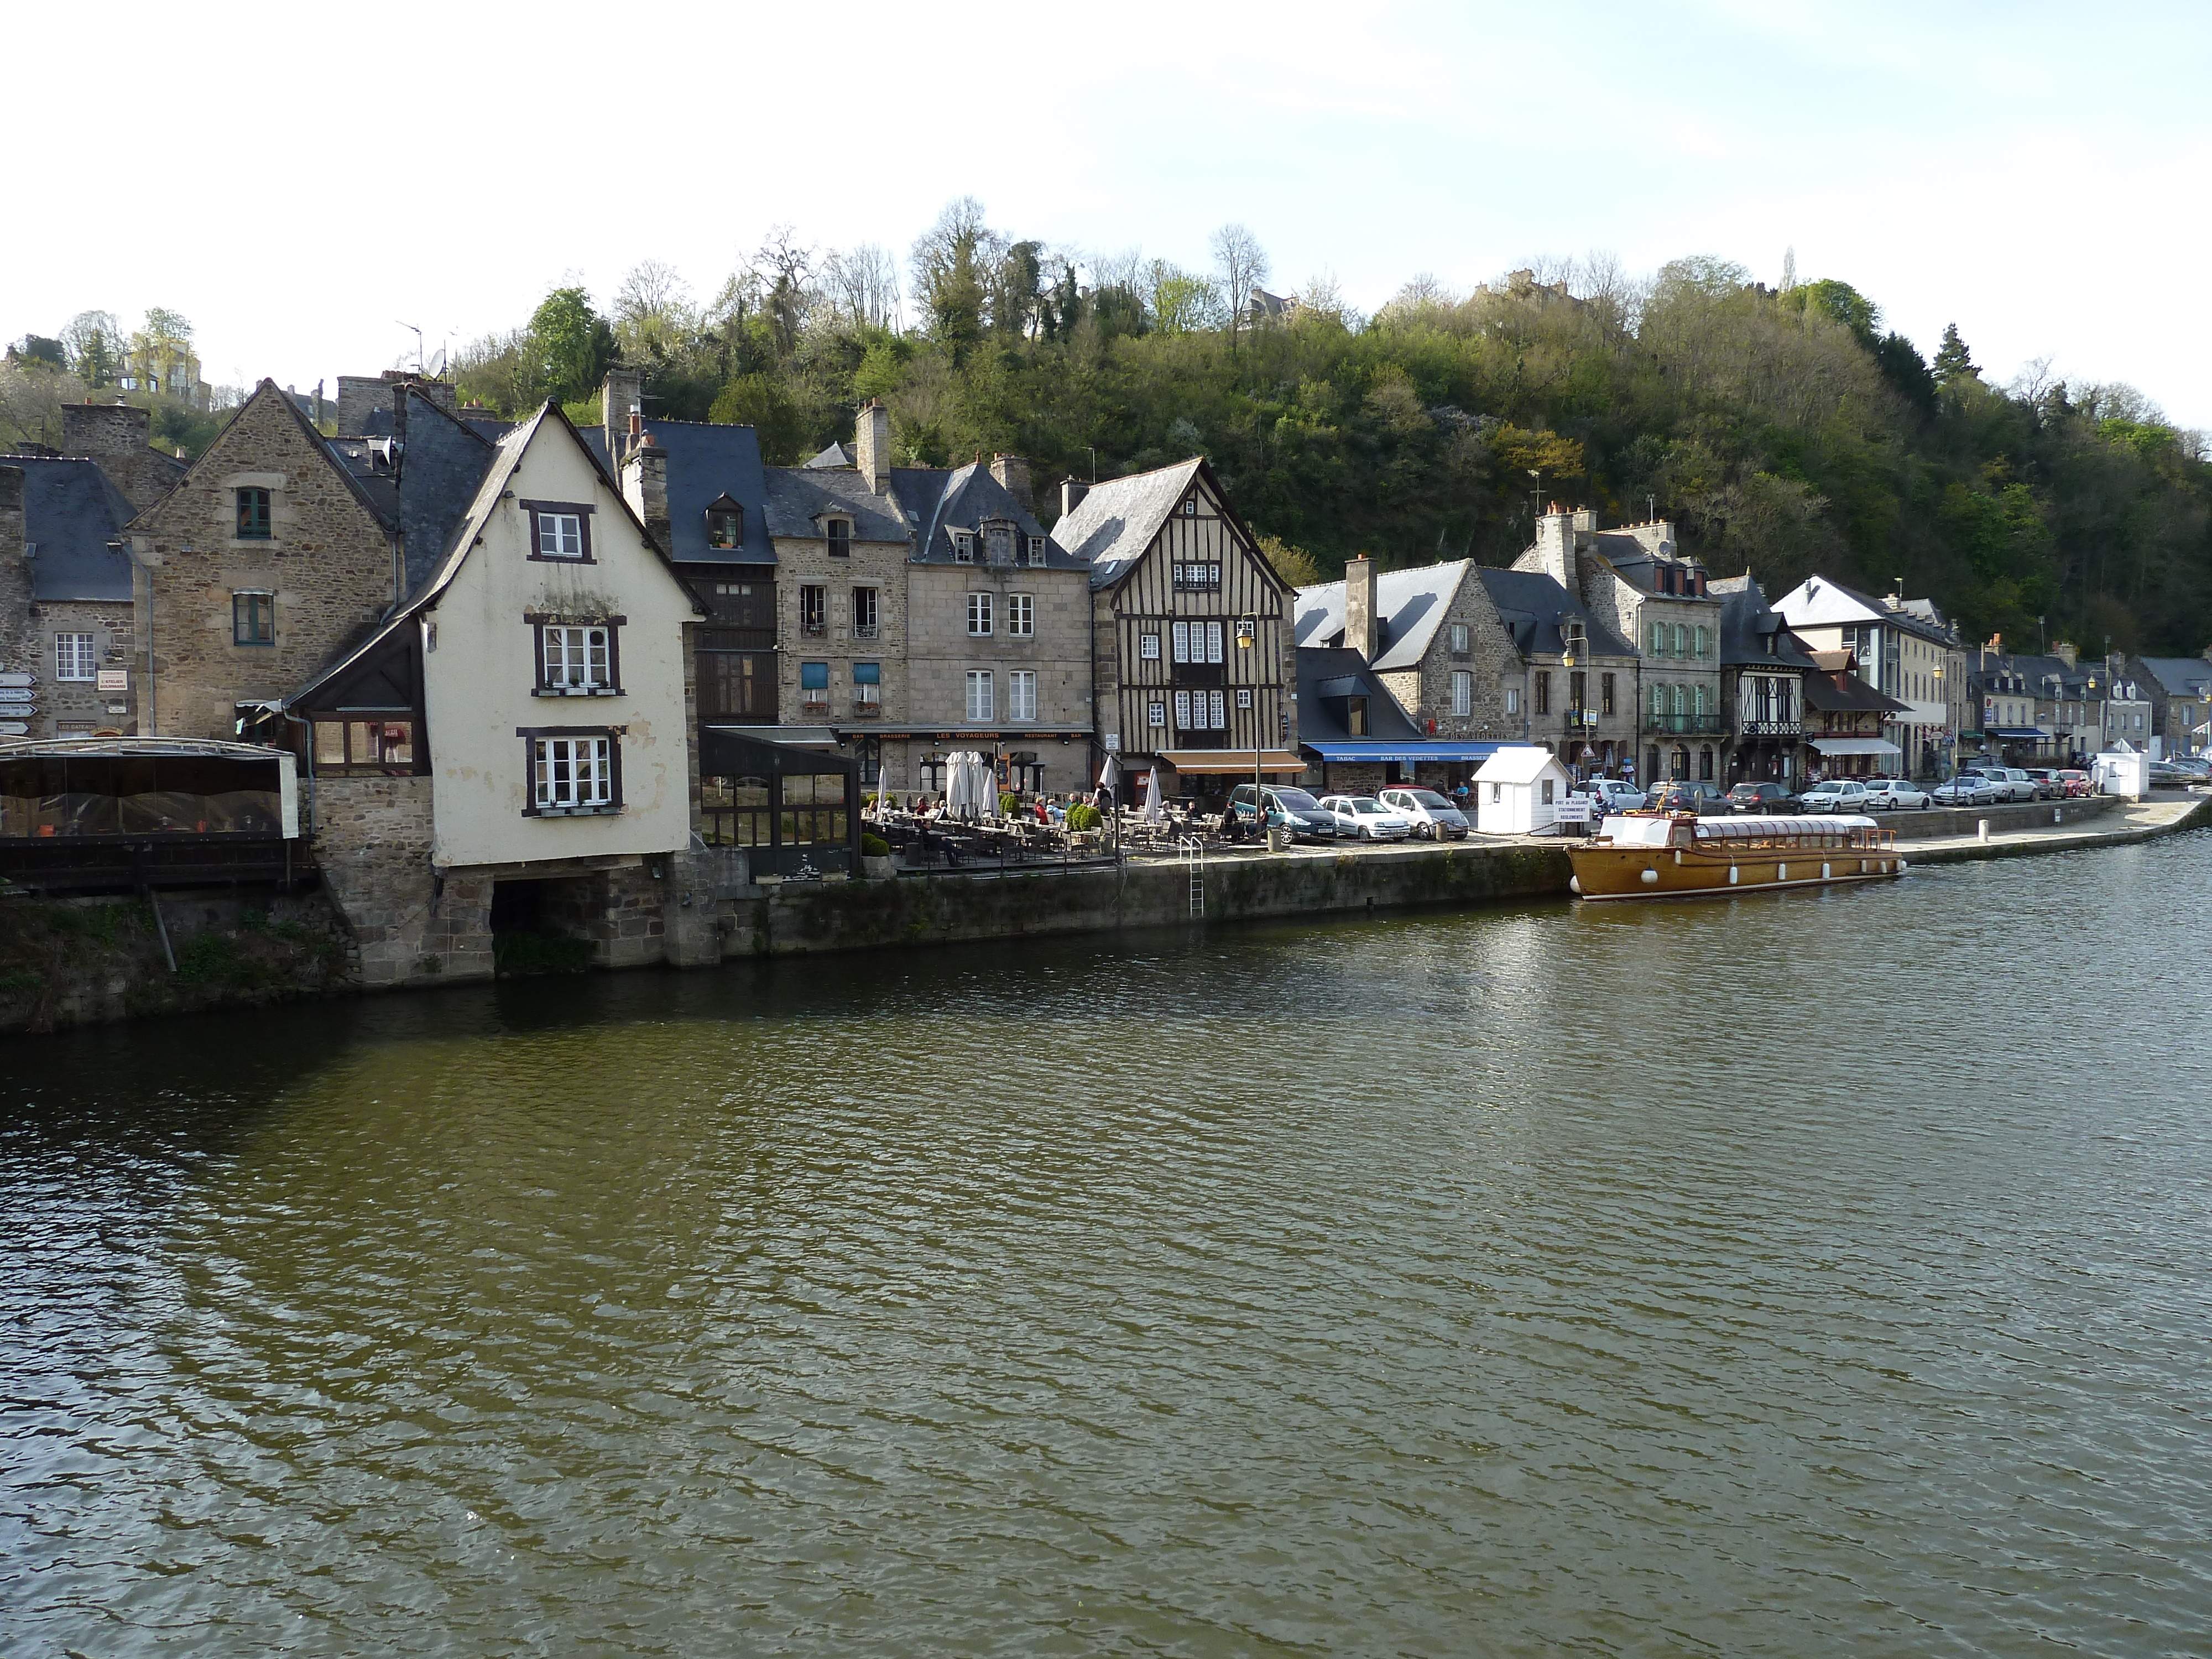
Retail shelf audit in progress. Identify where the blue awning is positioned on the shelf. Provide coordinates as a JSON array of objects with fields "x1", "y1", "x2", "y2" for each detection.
[
  {"x1": 1304, "y1": 740, "x2": 1505, "y2": 763},
  {"x1": 1992, "y1": 727, "x2": 2051, "y2": 739}
]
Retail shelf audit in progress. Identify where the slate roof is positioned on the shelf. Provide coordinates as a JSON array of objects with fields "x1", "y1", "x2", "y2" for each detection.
[
  {"x1": 1293, "y1": 647, "x2": 1426, "y2": 743},
  {"x1": 804, "y1": 441, "x2": 855, "y2": 469},
  {"x1": 1048, "y1": 458, "x2": 1204, "y2": 588},
  {"x1": 396, "y1": 390, "x2": 498, "y2": 597},
  {"x1": 764, "y1": 465, "x2": 910, "y2": 544},
  {"x1": 1803, "y1": 666, "x2": 1908, "y2": 714},
  {"x1": 1713, "y1": 574, "x2": 1818, "y2": 668},
  {"x1": 888, "y1": 461, "x2": 1070, "y2": 567},
  {"x1": 2134, "y1": 656, "x2": 2212, "y2": 698},
  {"x1": 1475, "y1": 566, "x2": 1635, "y2": 658},
  {"x1": 1294, "y1": 560, "x2": 1477, "y2": 670},
  {"x1": 9, "y1": 456, "x2": 136, "y2": 602},
  {"x1": 1781, "y1": 573, "x2": 1957, "y2": 645},
  {"x1": 580, "y1": 419, "x2": 775, "y2": 565}
]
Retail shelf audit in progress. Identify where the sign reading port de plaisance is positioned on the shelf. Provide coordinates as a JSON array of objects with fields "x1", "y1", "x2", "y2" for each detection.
[
  {"x1": 97, "y1": 669, "x2": 129, "y2": 692},
  {"x1": 1556, "y1": 797, "x2": 1594, "y2": 824}
]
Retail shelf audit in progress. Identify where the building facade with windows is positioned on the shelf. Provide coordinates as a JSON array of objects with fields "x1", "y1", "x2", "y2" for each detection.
[
  {"x1": 1053, "y1": 457, "x2": 1299, "y2": 795},
  {"x1": 2127, "y1": 654, "x2": 2212, "y2": 758},
  {"x1": 888, "y1": 421, "x2": 1092, "y2": 799},
  {"x1": 1473, "y1": 565, "x2": 1640, "y2": 782},
  {"x1": 761, "y1": 461, "x2": 909, "y2": 753},
  {"x1": 1710, "y1": 575, "x2": 1814, "y2": 786},
  {"x1": 1773, "y1": 575, "x2": 1964, "y2": 778},
  {"x1": 1803, "y1": 648, "x2": 1909, "y2": 778},
  {"x1": 0, "y1": 457, "x2": 142, "y2": 739},
  {"x1": 283, "y1": 404, "x2": 712, "y2": 987},
  {"x1": 124, "y1": 379, "x2": 400, "y2": 741}
]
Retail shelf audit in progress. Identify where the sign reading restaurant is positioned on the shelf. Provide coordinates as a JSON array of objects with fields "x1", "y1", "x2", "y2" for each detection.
[{"x1": 1740, "y1": 719, "x2": 1802, "y2": 736}]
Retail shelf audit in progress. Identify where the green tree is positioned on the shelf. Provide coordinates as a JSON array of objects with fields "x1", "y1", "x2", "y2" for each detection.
[
  {"x1": 1932, "y1": 323, "x2": 1978, "y2": 385},
  {"x1": 523, "y1": 287, "x2": 616, "y2": 408}
]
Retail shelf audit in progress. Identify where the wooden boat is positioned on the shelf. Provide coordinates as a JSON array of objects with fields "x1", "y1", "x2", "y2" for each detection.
[{"x1": 1567, "y1": 812, "x2": 1904, "y2": 901}]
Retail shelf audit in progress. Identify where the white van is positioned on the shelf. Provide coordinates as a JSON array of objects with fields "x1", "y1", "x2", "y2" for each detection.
[{"x1": 1376, "y1": 786, "x2": 1472, "y2": 840}]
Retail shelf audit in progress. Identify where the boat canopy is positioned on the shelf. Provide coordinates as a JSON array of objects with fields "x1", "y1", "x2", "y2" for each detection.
[
  {"x1": 1598, "y1": 816, "x2": 1674, "y2": 846},
  {"x1": 1693, "y1": 813, "x2": 1877, "y2": 839}
]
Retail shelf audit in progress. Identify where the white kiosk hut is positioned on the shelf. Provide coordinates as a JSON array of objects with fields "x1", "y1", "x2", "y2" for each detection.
[
  {"x1": 2093, "y1": 739, "x2": 2150, "y2": 801},
  {"x1": 1474, "y1": 745, "x2": 1575, "y2": 835}
]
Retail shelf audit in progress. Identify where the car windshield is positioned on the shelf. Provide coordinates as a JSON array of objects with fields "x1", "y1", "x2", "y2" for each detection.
[
  {"x1": 1348, "y1": 797, "x2": 1383, "y2": 812},
  {"x1": 1400, "y1": 789, "x2": 1451, "y2": 807},
  {"x1": 1270, "y1": 789, "x2": 1321, "y2": 812}
]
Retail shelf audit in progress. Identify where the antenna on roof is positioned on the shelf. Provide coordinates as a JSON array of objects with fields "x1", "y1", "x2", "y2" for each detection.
[{"x1": 397, "y1": 321, "x2": 424, "y2": 374}]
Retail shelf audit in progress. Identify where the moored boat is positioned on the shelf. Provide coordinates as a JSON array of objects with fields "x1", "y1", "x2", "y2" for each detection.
[{"x1": 1567, "y1": 812, "x2": 1903, "y2": 900}]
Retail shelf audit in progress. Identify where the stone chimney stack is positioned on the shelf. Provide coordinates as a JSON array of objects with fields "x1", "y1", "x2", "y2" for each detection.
[
  {"x1": 855, "y1": 400, "x2": 891, "y2": 494},
  {"x1": 1345, "y1": 554, "x2": 1379, "y2": 662},
  {"x1": 602, "y1": 367, "x2": 644, "y2": 457},
  {"x1": 620, "y1": 431, "x2": 670, "y2": 552},
  {"x1": 1533, "y1": 507, "x2": 1578, "y2": 593},
  {"x1": 2053, "y1": 640, "x2": 2079, "y2": 669},
  {"x1": 989, "y1": 452, "x2": 1033, "y2": 510},
  {"x1": 61, "y1": 402, "x2": 151, "y2": 459},
  {"x1": 1060, "y1": 478, "x2": 1089, "y2": 519},
  {"x1": 1, "y1": 466, "x2": 29, "y2": 673}
]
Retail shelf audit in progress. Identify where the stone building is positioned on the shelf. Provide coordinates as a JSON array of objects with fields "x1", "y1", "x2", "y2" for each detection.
[
  {"x1": 1517, "y1": 508, "x2": 1725, "y2": 785},
  {"x1": 1292, "y1": 555, "x2": 1526, "y2": 791},
  {"x1": 1052, "y1": 457, "x2": 1300, "y2": 799},
  {"x1": 2126, "y1": 653, "x2": 2212, "y2": 758},
  {"x1": 888, "y1": 426, "x2": 1092, "y2": 798},
  {"x1": 126, "y1": 380, "x2": 401, "y2": 740},
  {"x1": 54, "y1": 402, "x2": 188, "y2": 514},
  {"x1": 0, "y1": 458, "x2": 142, "y2": 739},
  {"x1": 1710, "y1": 575, "x2": 1814, "y2": 786},
  {"x1": 1474, "y1": 565, "x2": 1640, "y2": 782}
]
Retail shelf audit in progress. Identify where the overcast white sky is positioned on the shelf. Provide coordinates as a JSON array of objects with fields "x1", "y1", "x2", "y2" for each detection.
[{"x1": 9, "y1": 1, "x2": 2209, "y2": 423}]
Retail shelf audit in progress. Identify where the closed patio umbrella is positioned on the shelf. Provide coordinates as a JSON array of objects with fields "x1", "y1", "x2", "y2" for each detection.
[
  {"x1": 1097, "y1": 750, "x2": 1120, "y2": 810},
  {"x1": 1142, "y1": 763, "x2": 1166, "y2": 822}
]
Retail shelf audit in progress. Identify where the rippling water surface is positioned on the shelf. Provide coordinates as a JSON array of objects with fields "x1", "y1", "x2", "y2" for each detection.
[{"x1": 7, "y1": 838, "x2": 2212, "y2": 1656}]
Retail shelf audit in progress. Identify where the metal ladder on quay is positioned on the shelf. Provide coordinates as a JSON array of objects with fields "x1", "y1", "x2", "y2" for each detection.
[{"x1": 1180, "y1": 837, "x2": 1205, "y2": 916}]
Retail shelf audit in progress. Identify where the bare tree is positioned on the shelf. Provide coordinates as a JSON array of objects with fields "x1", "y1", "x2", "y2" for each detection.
[
  {"x1": 614, "y1": 259, "x2": 692, "y2": 327},
  {"x1": 822, "y1": 243, "x2": 903, "y2": 330},
  {"x1": 1209, "y1": 223, "x2": 1270, "y2": 344},
  {"x1": 749, "y1": 227, "x2": 818, "y2": 356}
]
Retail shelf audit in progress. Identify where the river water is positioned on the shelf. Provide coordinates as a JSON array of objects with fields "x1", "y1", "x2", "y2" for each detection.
[{"x1": 6, "y1": 836, "x2": 2211, "y2": 1657}]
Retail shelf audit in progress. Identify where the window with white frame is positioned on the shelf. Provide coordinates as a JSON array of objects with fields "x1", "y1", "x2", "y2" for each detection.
[
  {"x1": 1505, "y1": 687, "x2": 1520, "y2": 714},
  {"x1": 1148, "y1": 698, "x2": 1166, "y2": 728},
  {"x1": 540, "y1": 624, "x2": 612, "y2": 691},
  {"x1": 1236, "y1": 687, "x2": 1253, "y2": 708},
  {"x1": 1449, "y1": 623, "x2": 1469, "y2": 654},
  {"x1": 54, "y1": 633, "x2": 97, "y2": 681},
  {"x1": 968, "y1": 592, "x2": 993, "y2": 637},
  {"x1": 952, "y1": 530, "x2": 975, "y2": 564},
  {"x1": 1174, "y1": 688, "x2": 1227, "y2": 731},
  {"x1": 1140, "y1": 629, "x2": 1161, "y2": 660},
  {"x1": 852, "y1": 586, "x2": 879, "y2": 639},
  {"x1": 533, "y1": 508, "x2": 587, "y2": 560},
  {"x1": 530, "y1": 734, "x2": 614, "y2": 811},
  {"x1": 965, "y1": 670, "x2": 994, "y2": 720},
  {"x1": 1025, "y1": 536, "x2": 1046, "y2": 566},
  {"x1": 1008, "y1": 594, "x2": 1035, "y2": 637},
  {"x1": 1172, "y1": 561, "x2": 1222, "y2": 591},
  {"x1": 1451, "y1": 669, "x2": 1471, "y2": 716},
  {"x1": 1009, "y1": 670, "x2": 1037, "y2": 721},
  {"x1": 1171, "y1": 619, "x2": 1224, "y2": 663}
]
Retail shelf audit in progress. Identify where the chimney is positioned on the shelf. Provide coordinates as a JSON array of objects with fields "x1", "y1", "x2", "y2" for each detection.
[
  {"x1": 621, "y1": 436, "x2": 670, "y2": 552},
  {"x1": 2053, "y1": 640, "x2": 2079, "y2": 669},
  {"x1": 1344, "y1": 554, "x2": 1379, "y2": 662},
  {"x1": 602, "y1": 367, "x2": 644, "y2": 454},
  {"x1": 1532, "y1": 507, "x2": 1578, "y2": 593},
  {"x1": 60, "y1": 402, "x2": 152, "y2": 458},
  {"x1": 989, "y1": 452, "x2": 1033, "y2": 510},
  {"x1": 855, "y1": 400, "x2": 891, "y2": 494},
  {"x1": 1060, "y1": 478, "x2": 1089, "y2": 519},
  {"x1": 1569, "y1": 506, "x2": 1597, "y2": 550}
]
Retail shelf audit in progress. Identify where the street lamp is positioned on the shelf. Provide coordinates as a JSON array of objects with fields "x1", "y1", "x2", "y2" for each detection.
[{"x1": 1237, "y1": 615, "x2": 1260, "y2": 845}]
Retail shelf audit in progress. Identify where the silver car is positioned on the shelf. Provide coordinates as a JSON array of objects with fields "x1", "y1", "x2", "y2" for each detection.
[
  {"x1": 1376, "y1": 786, "x2": 1472, "y2": 840},
  {"x1": 1932, "y1": 775, "x2": 2000, "y2": 807},
  {"x1": 1318, "y1": 794, "x2": 1416, "y2": 841}
]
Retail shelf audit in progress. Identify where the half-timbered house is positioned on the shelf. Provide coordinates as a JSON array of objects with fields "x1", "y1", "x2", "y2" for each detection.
[{"x1": 1050, "y1": 458, "x2": 1300, "y2": 799}]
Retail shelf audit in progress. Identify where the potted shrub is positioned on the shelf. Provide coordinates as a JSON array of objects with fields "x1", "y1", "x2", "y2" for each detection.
[{"x1": 861, "y1": 831, "x2": 895, "y2": 880}]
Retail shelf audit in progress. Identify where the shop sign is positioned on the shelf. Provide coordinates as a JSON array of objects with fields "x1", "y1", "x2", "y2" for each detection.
[
  {"x1": 1556, "y1": 797, "x2": 1594, "y2": 824},
  {"x1": 97, "y1": 669, "x2": 129, "y2": 692}
]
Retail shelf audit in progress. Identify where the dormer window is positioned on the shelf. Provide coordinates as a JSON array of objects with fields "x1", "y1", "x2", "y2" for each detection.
[
  {"x1": 952, "y1": 530, "x2": 975, "y2": 564},
  {"x1": 826, "y1": 518, "x2": 851, "y2": 559},
  {"x1": 1025, "y1": 536, "x2": 1046, "y2": 566},
  {"x1": 524, "y1": 500, "x2": 594, "y2": 562},
  {"x1": 706, "y1": 497, "x2": 745, "y2": 549}
]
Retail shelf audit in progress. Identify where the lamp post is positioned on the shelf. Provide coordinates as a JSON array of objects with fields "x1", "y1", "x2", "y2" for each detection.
[{"x1": 1237, "y1": 614, "x2": 1260, "y2": 845}]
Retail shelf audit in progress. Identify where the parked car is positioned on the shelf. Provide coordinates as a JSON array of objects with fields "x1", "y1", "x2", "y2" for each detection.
[
  {"x1": 1972, "y1": 766, "x2": 2038, "y2": 803},
  {"x1": 1571, "y1": 778, "x2": 1648, "y2": 814},
  {"x1": 1860, "y1": 777, "x2": 1931, "y2": 810},
  {"x1": 1727, "y1": 781, "x2": 1803, "y2": 814},
  {"x1": 1932, "y1": 774, "x2": 2000, "y2": 807},
  {"x1": 1376, "y1": 786, "x2": 1472, "y2": 839},
  {"x1": 2147, "y1": 760, "x2": 2192, "y2": 786},
  {"x1": 1646, "y1": 780, "x2": 1729, "y2": 815},
  {"x1": 1318, "y1": 794, "x2": 1415, "y2": 841},
  {"x1": 2052, "y1": 768, "x2": 2093, "y2": 797},
  {"x1": 1229, "y1": 783, "x2": 1338, "y2": 840},
  {"x1": 2021, "y1": 768, "x2": 2069, "y2": 800},
  {"x1": 1801, "y1": 779, "x2": 1872, "y2": 813}
]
